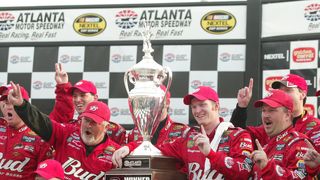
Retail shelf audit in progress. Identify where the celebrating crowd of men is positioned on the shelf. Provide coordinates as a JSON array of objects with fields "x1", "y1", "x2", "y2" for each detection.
[{"x1": 1, "y1": 63, "x2": 320, "y2": 179}]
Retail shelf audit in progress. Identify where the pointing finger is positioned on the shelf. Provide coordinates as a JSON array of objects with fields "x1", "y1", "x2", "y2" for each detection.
[
  {"x1": 255, "y1": 139, "x2": 263, "y2": 151},
  {"x1": 248, "y1": 78, "x2": 253, "y2": 92},
  {"x1": 304, "y1": 139, "x2": 315, "y2": 150},
  {"x1": 200, "y1": 125, "x2": 206, "y2": 135}
]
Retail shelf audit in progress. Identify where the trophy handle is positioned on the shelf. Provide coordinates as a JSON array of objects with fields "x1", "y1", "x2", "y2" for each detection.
[
  {"x1": 124, "y1": 70, "x2": 131, "y2": 95},
  {"x1": 163, "y1": 66, "x2": 172, "y2": 97}
]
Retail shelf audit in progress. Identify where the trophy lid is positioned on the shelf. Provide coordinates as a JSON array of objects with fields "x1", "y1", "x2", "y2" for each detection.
[{"x1": 128, "y1": 26, "x2": 165, "y2": 82}]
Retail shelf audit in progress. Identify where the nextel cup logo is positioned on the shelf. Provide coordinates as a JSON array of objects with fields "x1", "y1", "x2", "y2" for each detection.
[
  {"x1": 201, "y1": 10, "x2": 236, "y2": 34},
  {"x1": 73, "y1": 13, "x2": 106, "y2": 36}
]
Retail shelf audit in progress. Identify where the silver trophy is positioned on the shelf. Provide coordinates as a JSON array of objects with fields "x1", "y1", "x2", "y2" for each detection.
[{"x1": 124, "y1": 26, "x2": 172, "y2": 156}]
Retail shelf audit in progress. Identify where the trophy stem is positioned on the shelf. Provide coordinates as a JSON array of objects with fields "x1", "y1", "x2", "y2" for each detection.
[
  {"x1": 142, "y1": 135, "x2": 150, "y2": 141},
  {"x1": 130, "y1": 141, "x2": 163, "y2": 156}
]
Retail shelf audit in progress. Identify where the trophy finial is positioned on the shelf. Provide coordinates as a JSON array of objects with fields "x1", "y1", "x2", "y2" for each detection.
[{"x1": 142, "y1": 23, "x2": 154, "y2": 59}]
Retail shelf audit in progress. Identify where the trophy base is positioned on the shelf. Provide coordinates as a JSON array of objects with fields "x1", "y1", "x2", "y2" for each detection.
[
  {"x1": 106, "y1": 155, "x2": 187, "y2": 180},
  {"x1": 131, "y1": 141, "x2": 162, "y2": 156}
]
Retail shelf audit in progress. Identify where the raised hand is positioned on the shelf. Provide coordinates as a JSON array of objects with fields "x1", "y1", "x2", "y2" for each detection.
[
  {"x1": 303, "y1": 139, "x2": 320, "y2": 169},
  {"x1": 112, "y1": 146, "x2": 130, "y2": 168},
  {"x1": 7, "y1": 81, "x2": 24, "y2": 106},
  {"x1": 237, "y1": 78, "x2": 253, "y2": 108},
  {"x1": 193, "y1": 125, "x2": 211, "y2": 156},
  {"x1": 55, "y1": 63, "x2": 68, "y2": 84},
  {"x1": 251, "y1": 139, "x2": 268, "y2": 169}
]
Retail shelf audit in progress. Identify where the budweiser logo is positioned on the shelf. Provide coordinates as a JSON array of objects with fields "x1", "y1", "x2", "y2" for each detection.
[
  {"x1": 0, "y1": 152, "x2": 30, "y2": 172},
  {"x1": 188, "y1": 162, "x2": 224, "y2": 179},
  {"x1": 63, "y1": 157, "x2": 106, "y2": 179}
]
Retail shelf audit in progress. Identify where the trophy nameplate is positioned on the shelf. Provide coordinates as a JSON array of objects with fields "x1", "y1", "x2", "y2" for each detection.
[{"x1": 106, "y1": 155, "x2": 187, "y2": 180}]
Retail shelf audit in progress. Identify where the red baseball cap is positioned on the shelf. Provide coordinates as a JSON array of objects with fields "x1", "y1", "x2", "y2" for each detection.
[
  {"x1": 254, "y1": 89, "x2": 293, "y2": 111},
  {"x1": 272, "y1": 74, "x2": 308, "y2": 91},
  {"x1": 79, "y1": 101, "x2": 110, "y2": 123},
  {"x1": 0, "y1": 84, "x2": 29, "y2": 101},
  {"x1": 68, "y1": 80, "x2": 97, "y2": 95},
  {"x1": 160, "y1": 85, "x2": 171, "y2": 104},
  {"x1": 34, "y1": 159, "x2": 64, "y2": 179},
  {"x1": 183, "y1": 86, "x2": 219, "y2": 105}
]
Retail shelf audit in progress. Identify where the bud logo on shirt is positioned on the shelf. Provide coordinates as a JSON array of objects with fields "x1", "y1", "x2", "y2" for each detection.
[
  {"x1": 63, "y1": 157, "x2": 106, "y2": 179},
  {"x1": 188, "y1": 162, "x2": 224, "y2": 179},
  {"x1": 0, "y1": 152, "x2": 30, "y2": 172}
]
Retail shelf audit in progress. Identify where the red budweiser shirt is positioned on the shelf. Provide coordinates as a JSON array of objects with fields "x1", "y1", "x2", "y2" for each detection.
[
  {"x1": 158, "y1": 123, "x2": 253, "y2": 180},
  {"x1": 252, "y1": 127, "x2": 314, "y2": 179},
  {"x1": 127, "y1": 116, "x2": 189, "y2": 146},
  {"x1": 50, "y1": 83, "x2": 126, "y2": 146},
  {"x1": 106, "y1": 121, "x2": 127, "y2": 146},
  {"x1": 0, "y1": 119, "x2": 52, "y2": 179},
  {"x1": 49, "y1": 121, "x2": 120, "y2": 180}
]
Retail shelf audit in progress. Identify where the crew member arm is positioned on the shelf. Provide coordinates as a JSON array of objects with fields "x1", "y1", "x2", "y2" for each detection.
[
  {"x1": 14, "y1": 100, "x2": 53, "y2": 141},
  {"x1": 49, "y1": 83, "x2": 74, "y2": 123},
  {"x1": 230, "y1": 104, "x2": 247, "y2": 129}
]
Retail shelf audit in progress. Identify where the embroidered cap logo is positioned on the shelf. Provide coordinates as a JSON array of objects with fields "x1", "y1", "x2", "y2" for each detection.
[
  {"x1": 75, "y1": 81, "x2": 83, "y2": 86},
  {"x1": 40, "y1": 163, "x2": 48, "y2": 169},
  {"x1": 281, "y1": 75, "x2": 298, "y2": 88},
  {"x1": 89, "y1": 105, "x2": 98, "y2": 111}
]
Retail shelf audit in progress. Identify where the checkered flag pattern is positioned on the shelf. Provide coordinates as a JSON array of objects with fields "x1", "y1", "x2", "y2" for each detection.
[
  {"x1": 262, "y1": 40, "x2": 320, "y2": 118},
  {"x1": 0, "y1": 44, "x2": 246, "y2": 129}
]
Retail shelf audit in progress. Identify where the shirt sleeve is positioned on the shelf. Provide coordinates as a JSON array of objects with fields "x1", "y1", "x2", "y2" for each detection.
[
  {"x1": 49, "y1": 82, "x2": 74, "y2": 123},
  {"x1": 207, "y1": 131, "x2": 254, "y2": 180},
  {"x1": 14, "y1": 100, "x2": 53, "y2": 141},
  {"x1": 260, "y1": 140, "x2": 310, "y2": 180},
  {"x1": 107, "y1": 122, "x2": 127, "y2": 146},
  {"x1": 36, "y1": 140, "x2": 54, "y2": 165},
  {"x1": 306, "y1": 125, "x2": 320, "y2": 153},
  {"x1": 230, "y1": 104, "x2": 247, "y2": 129},
  {"x1": 157, "y1": 137, "x2": 185, "y2": 162}
]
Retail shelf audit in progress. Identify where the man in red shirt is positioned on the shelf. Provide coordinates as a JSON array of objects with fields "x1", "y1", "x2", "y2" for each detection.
[
  {"x1": 50, "y1": 63, "x2": 126, "y2": 145},
  {"x1": 8, "y1": 82, "x2": 122, "y2": 179},
  {"x1": 0, "y1": 84, "x2": 53, "y2": 180},
  {"x1": 251, "y1": 89, "x2": 314, "y2": 179},
  {"x1": 231, "y1": 74, "x2": 320, "y2": 151},
  {"x1": 113, "y1": 86, "x2": 254, "y2": 179}
]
